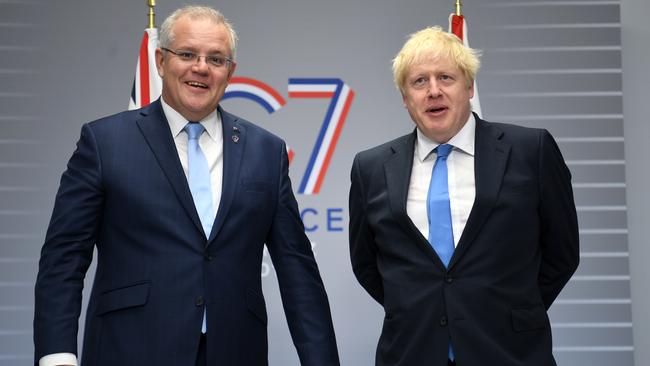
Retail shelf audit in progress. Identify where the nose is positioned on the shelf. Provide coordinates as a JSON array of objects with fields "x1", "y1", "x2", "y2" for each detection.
[
  {"x1": 191, "y1": 56, "x2": 210, "y2": 73},
  {"x1": 426, "y1": 80, "x2": 441, "y2": 98}
]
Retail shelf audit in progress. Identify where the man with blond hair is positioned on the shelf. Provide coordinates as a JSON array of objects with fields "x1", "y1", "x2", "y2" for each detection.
[
  {"x1": 349, "y1": 26, "x2": 579, "y2": 366},
  {"x1": 34, "y1": 5, "x2": 339, "y2": 366}
]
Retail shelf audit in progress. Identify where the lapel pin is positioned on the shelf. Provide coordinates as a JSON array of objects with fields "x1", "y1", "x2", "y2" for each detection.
[{"x1": 232, "y1": 135, "x2": 240, "y2": 143}]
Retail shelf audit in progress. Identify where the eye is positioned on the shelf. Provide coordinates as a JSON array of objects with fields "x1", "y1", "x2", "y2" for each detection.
[
  {"x1": 178, "y1": 51, "x2": 196, "y2": 61},
  {"x1": 439, "y1": 74, "x2": 453, "y2": 82},
  {"x1": 207, "y1": 56, "x2": 225, "y2": 67},
  {"x1": 412, "y1": 76, "x2": 428, "y2": 88}
]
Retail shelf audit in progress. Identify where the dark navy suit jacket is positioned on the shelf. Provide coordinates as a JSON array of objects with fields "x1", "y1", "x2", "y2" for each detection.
[
  {"x1": 34, "y1": 99, "x2": 339, "y2": 365},
  {"x1": 349, "y1": 115, "x2": 579, "y2": 366}
]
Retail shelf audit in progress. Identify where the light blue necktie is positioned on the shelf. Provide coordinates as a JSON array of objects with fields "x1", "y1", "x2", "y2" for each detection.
[
  {"x1": 185, "y1": 122, "x2": 214, "y2": 334},
  {"x1": 426, "y1": 143, "x2": 455, "y2": 361}
]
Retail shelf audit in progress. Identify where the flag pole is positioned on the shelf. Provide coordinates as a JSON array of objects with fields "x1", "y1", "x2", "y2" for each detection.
[
  {"x1": 129, "y1": 0, "x2": 161, "y2": 109},
  {"x1": 455, "y1": 0, "x2": 462, "y2": 16},
  {"x1": 449, "y1": 0, "x2": 481, "y2": 116},
  {"x1": 147, "y1": 0, "x2": 156, "y2": 29}
]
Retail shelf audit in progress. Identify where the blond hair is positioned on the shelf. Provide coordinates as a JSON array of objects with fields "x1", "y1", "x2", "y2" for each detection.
[{"x1": 392, "y1": 26, "x2": 480, "y2": 93}]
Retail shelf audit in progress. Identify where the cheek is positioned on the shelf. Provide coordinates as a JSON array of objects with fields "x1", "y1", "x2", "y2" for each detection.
[{"x1": 403, "y1": 95, "x2": 417, "y2": 110}]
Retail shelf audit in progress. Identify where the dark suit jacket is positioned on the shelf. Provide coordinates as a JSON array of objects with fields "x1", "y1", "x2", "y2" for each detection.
[
  {"x1": 349, "y1": 115, "x2": 579, "y2": 366},
  {"x1": 34, "y1": 99, "x2": 339, "y2": 366}
]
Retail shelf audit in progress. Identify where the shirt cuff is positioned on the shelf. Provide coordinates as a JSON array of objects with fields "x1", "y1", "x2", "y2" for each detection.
[{"x1": 39, "y1": 353, "x2": 78, "y2": 366}]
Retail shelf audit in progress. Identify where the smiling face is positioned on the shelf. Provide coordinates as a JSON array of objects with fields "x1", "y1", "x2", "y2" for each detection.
[
  {"x1": 155, "y1": 15, "x2": 236, "y2": 122},
  {"x1": 402, "y1": 55, "x2": 474, "y2": 143}
]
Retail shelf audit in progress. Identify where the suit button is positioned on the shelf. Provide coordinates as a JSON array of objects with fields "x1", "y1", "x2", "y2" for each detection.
[
  {"x1": 444, "y1": 275, "x2": 453, "y2": 284},
  {"x1": 440, "y1": 316, "x2": 448, "y2": 327},
  {"x1": 195, "y1": 296, "x2": 205, "y2": 306},
  {"x1": 204, "y1": 254, "x2": 213, "y2": 261}
]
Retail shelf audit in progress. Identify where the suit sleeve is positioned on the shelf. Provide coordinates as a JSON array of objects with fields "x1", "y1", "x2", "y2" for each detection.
[
  {"x1": 265, "y1": 142, "x2": 340, "y2": 366},
  {"x1": 34, "y1": 123, "x2": 104, "y2": 362},
  {"x1": 348, "y1": 154, "x2": 384, "y2": 305},
  {"x1": 537, "y1": 129, "x2": 580, "y2": 309}
]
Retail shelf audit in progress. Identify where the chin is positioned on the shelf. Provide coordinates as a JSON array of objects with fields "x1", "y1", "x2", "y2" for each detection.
[{"x1": 184, "y1": 101, "x2": 211, "y2": 112}]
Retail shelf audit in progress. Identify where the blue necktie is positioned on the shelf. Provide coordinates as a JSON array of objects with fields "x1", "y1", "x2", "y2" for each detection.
[
  {"x1": 185, "y1": 123, "x2": 214, "y2": 238},
  {"x1": 185, "y1": 122, "x2": 213, "y2": 334},
  {"x1": 426, "y1": 143, "x2": 455, "y2": 361}
]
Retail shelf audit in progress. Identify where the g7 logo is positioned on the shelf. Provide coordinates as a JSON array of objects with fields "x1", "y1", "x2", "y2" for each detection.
[{"x1": 223, "y1": 77, "x2": 355, "y2": 195}]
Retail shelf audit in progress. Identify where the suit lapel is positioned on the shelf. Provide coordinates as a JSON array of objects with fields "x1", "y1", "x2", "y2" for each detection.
[
  {"x1": 384, "y1": 131, "x2": 441, "y2": 266},
  {"x1": 449, "y1": 116, "x2": 510, "y2": 269},
  {"x1": 207, "y1": 107, "x2": 245, "y2": 245},
  {"x1": 136, "y1": 100, "x2": 204, "y2": 235}
]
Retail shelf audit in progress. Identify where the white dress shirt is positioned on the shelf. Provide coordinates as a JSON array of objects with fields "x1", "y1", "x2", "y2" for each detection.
[
  {"x1": 40, "y1": 99, "x2": 224, "y2": 366},
  {"x1": 406, "y1": 114, "x2": 476, "y2": 248},
  {"x1": 162, "y1": 97, "x2": 223, "y2": 218}
]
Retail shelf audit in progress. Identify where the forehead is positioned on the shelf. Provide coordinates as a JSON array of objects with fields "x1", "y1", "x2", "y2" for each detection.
[
  {"x1": 171, "y1": 16, "x2": 230, "y2": 51},
  {"x1": 408, "y1": 55, "x2": 460, "y2": 75}
]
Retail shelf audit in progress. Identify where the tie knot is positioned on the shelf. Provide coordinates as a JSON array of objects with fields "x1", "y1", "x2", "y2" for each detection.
[
  {"x1": 184, "y1": 122, "x2": 205, "y2": 140},
  {"x1": 435, "y1": 144, "x2": 453, "y2": 159}
]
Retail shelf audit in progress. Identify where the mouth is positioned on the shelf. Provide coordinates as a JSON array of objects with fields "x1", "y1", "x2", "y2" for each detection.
[
  {"x1": 185, "y1": 81, "x2": 208, "y2": 89},
  {"x1": 426, "y1": 106, "x2": 447, "y2": 114}
]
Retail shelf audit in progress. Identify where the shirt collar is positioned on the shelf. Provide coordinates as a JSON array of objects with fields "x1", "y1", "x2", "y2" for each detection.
[
  {"x1": 160, "y1": 97, "x2": 221, "y2": 143},
  {"x1": 415, "y1": 112, "x2": 476, "y2": 162}
]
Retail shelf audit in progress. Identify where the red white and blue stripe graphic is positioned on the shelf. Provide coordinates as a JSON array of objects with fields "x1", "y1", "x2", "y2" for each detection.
[
  {"x1": 449, "y1": 14, "x2": 482, "y2": 117},
  {"x1": 129, "y1": 28, "x2": 162, "y2": 110},
  {"x1": 224, "y1": 77, "x2": 286, "y2": 114},
  {"x1": 223, "y1": 77, "x2": 294, "y2": 162},
  {"x1": 289, "y1": 78, "x2": 354, "y2": 195},
  {"x1": 288, "y1": 81, "x2": 338, "y2": 99}
]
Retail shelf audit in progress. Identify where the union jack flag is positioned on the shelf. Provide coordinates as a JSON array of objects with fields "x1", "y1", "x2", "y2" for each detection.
[
  {"x1": 449, "y1": 13, "x2": 482, "y2": 117},
  {"x1": 128, "y1": 28, "x2": 162, "y2": 109}
]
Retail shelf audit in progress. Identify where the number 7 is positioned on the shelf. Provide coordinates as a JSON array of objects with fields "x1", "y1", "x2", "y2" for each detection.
[{"x1": 288, "y1": 78, "x2": 355, "y2": 195}]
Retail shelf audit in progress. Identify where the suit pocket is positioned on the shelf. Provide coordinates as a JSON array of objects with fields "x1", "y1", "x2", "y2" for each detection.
[
  {"x1": 246, "y1": 288, "x2": 268, "y2": 325},
  {"x1": 511, "y1": 304, "x2": 548, "y2": 332},
  {"x1": 96, "y1": 281, "x2": 150, "y2": 316},
  {"x1": 242, "y1": 179, "x2": 272, "y2": 193}
]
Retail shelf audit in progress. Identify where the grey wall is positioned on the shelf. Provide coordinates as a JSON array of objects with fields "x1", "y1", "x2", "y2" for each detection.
[
  {"x1": 1, "y1": 1, "x2": 51, "y2": 362},
  {"x1": 621, "y1": 0, "x2": 650, "y2": 364},
  {"x1": 0, "y1": 0, "x2": 644, "y2": 365}
]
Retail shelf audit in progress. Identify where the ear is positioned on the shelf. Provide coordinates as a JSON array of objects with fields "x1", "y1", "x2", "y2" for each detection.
[
  {"x1": 468, "y1": 82, "x2": 475, "y2": 99},
  {"x1": 226, "y1": 62, "x2": 237, "y2": 81},
  {"x1": 155, "y1": 48, "x2": 165, "y2": 78},
  {"x1": 401, "y1": 91, "x2": 408, "y2": 108}
]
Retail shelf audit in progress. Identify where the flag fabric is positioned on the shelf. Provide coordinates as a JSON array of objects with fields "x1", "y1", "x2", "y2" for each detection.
[
  {"x1": 449, "y1": 14, "x2": 482, "y2": 118},
  {"x1": 128, "y1": 28, "x2": 162, "y2": 110}
]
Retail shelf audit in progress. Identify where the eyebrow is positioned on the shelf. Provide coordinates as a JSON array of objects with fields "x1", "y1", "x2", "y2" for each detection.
[{"x1": 173, "y1": 46, "x2": 229, "y2": 55}]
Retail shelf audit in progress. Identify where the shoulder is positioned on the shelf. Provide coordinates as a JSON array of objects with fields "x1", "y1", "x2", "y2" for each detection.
[
  {"x1": 354, "y1": 132, "x2": 414, "y2": 164},
  {"x1": 477, "y1": 117, "x2": 564, "y2": 170},
  {"x1": 83, "y1": 105, "x2": 152, "y2": 138},
  {"x1": 220, "y1": 108, "x2": 285, "y2": 147},
  {"x1": 477, "y1": 117, "x2": 550, "y2": 146},
  {"x1": 350, "y1": 132, "x2": 415, "y2": 183},
  {"x1": 86, "y1": 109, "x2": 140, "y2": 128}
]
